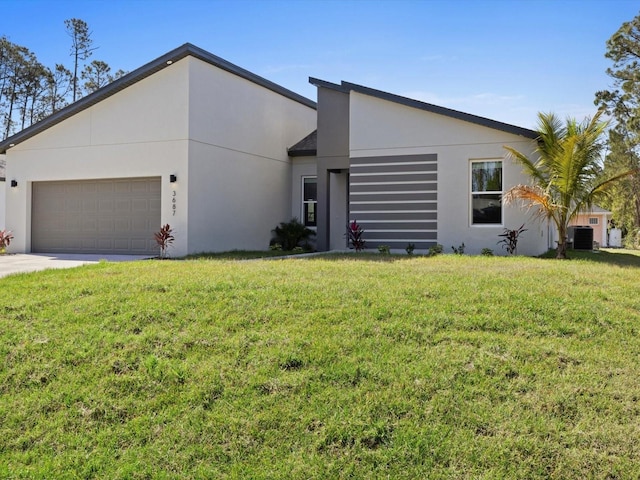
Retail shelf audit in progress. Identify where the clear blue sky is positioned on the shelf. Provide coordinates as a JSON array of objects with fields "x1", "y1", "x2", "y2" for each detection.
[{"x1": 3, "y1": 0, "x2": 639, "y2": 129}]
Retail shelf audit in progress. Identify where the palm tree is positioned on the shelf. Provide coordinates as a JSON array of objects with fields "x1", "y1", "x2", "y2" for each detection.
[{"x1": 504, "y1": 111, "x2": 637, "y2": 259}]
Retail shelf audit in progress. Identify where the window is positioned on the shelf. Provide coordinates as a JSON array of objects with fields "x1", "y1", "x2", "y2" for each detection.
[
  {"x1": 302, "y1": 176, "x2": 317, "y2": 227},
  {"x1": 471, "y1": 160, "x2": 502, "y2": 224},
  {"x1": 589, "y1": 217, "x2": 598, "y2": 225}
]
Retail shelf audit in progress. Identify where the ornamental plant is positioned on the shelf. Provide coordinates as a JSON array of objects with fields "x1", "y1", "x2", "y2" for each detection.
[
  {"x1": 378, "y1": 245, "x2": 390, "y2": 255},
  {"x1": 497, "y1": 224, "x2": 527, "y2": 255},
  {"x1": 154, "y1": 224, "x2": 175, "y2": 259},
  {"x1": 0, "y1": 229, "x2": 14, "y2": 254},
  {"x1": 347, "y1": 220, "x2": 366, "y2": 252},
  {"x1": 270, "y1": 218, "x2": 315, "y2": 251},
  {"x1": 451, "y1": 243, "x2": 465, "y2": 255},
  {"x1": 428, "y1": 244, "x2": 444, "y2": 256}
]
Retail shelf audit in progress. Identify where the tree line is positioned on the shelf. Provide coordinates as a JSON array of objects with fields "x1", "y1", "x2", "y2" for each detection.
[
  {"x1": 0, "y1": 18, "x2": 125, "y2": 140},
  {"x1": 488, "y1": 11, "x2": 640, "y2": 254},
  {"x1": 596, "y1": 12, "x2": 640, "y2": 246}
]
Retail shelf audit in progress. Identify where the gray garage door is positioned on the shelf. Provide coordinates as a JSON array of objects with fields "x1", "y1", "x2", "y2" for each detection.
[{"x1": 32, "y1": 177, "x2": 161, "y2": 254}]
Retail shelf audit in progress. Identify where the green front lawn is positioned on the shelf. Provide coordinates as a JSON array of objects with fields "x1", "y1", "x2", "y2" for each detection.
[{"x1": 1, "y1": 251, "x2": 640, "y2": 478}]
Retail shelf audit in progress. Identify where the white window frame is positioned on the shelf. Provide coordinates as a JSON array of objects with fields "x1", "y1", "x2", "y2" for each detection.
[
  {"x1": 589, "y1": 217, "x2": 598, "y2": 225},
  {"x1": 470, "y1": 159, "x2": 503, "y2": 226},
  {"x1": 301, "y1": 176, "x2": 317, "y2": 228}
]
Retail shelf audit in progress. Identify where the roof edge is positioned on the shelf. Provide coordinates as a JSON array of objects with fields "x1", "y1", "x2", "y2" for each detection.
[
  {"x1": 287, "y1": 129, "x2": 317, "y2": 157},
  {"x1": 309, "y1": 77, "x2": 349, "y2": 93},
  {"x1": 339, "y1": 80, "x2": 538, "y2": 139},
  {"x1": 0, "y1": 43, "x2": 316, "y2": 154}
]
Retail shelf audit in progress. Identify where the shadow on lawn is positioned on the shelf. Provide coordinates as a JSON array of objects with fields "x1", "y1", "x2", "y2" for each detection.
[{"x1": 540, "y1": 248, "x2": 640, "y2": 268}]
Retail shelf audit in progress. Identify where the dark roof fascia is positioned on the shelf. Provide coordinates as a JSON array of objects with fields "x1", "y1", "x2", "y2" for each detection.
[
  {"x1": 288, "y1": 149, "x2": 317, "y2": 157},
  {"x1": 0, "y1": 43, "x2": 316, "y2": 154},
  {"x1": 340, "y1": 80, "x2": 538, "y2": 139},
  {"x1": 309, "y1": 77, "x2": 349, "y2": 93}
]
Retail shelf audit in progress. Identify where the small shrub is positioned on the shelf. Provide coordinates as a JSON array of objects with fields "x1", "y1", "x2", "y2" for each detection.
[
  {"x1": 452, "y1": 243, "x2": 465, "y2": 255},
  {"x1": 292, "y1": 246, "x2": 304, "y2": 254},
  {"x1": 498, "y1": 224, "x2": 527, "y2": 255},
  {"x1": 0, "y1": 229, "x2": 14, "y2": 253},
  {"x1": 154, "y1": 224, "x2": 174, "y2": 259},
  {"x1": 405, "y1": 243, "x2": 415, "y2": 255},
  {"x1": 270, "y1": 218, "x2": 315, "y2": 251},
  {"x1": 269, "y1": 243, "x2": 283, "y2": 251},
  {"x1": 377, "y1": 245, "x2": 390, "y2": 255},
  {"x1": 481, "y1": 248, "x2": 494, "y2": 256},
  {"x1": 428, "y1": 244, "x2": 443, "y2": 256},
  {"x1": 347, "y1": 220, "x2": 366, "y2": 252}
]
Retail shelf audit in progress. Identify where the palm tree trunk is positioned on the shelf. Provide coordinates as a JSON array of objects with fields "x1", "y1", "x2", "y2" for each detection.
[{"x1": 556, "y1": 224, "x2": 568, "y2": 259}]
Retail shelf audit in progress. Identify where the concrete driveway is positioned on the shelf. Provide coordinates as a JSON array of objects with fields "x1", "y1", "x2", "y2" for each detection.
[{"x1": 0, "y1": 253, "x2": 151, "y2": 279}]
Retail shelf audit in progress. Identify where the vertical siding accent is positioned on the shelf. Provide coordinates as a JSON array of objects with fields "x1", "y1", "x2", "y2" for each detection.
[{"x1": 349, "y1": 154, "x2": 437, "y2": 249}]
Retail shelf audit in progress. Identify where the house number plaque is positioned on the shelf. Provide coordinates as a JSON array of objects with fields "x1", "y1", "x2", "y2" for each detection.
[{"x1": 172, "y1": 190, "x2": 177, "y2": 216}]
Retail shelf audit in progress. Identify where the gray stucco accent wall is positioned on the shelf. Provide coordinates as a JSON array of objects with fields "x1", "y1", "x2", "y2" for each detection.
[
  {"x1": 315, "y1": 86, "x2": 350, "y2": 251},
  {"x1": 350, "y1": 154, "x2": 438, "y2": 249}
]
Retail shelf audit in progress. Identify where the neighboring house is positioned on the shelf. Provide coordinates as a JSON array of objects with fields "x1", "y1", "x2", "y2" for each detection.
[
  {"x1": 0, "y1": 43, "x2": 551, "y2": 256},
  {"x1": 568, "y1": 205, "x2": 612, "y2": 247}
]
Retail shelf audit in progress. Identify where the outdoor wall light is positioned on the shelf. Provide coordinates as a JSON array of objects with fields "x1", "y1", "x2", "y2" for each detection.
[
  {"x1": 10, "y1": 180, "x2": 17, "y2": 188},
  {"x1": 169, "y1": 174, "x2": 177, "y2": 183}
]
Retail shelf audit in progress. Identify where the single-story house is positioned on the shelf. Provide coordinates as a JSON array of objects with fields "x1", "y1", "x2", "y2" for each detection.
[{"x1": 0, "y1": 43, "x2": 552, "y2": 257}]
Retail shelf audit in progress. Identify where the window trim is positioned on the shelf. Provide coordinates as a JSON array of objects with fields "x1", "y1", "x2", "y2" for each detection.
[
  {"x1": 301, "y1": 175, "x2": 317, "y2": 228},
  {"x1": 588, "y1": 217, "x2": 598, "y2": 225},
  {"x1": 470, "y1": 159, "x2": 504, "y2": 226}
]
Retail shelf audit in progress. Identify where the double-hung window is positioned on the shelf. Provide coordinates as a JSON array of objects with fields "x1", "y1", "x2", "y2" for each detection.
[
  {"x1": 302, "y1": 176, "x2": 317, "y2": 227},
  {"x1": 471, "y1": 160, "x2": 502, "y2": 225}
]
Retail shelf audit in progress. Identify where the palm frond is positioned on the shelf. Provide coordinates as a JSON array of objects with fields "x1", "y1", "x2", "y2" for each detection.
[{"x1": 503, "y1": 184, "x2": 558, "y2": 222}]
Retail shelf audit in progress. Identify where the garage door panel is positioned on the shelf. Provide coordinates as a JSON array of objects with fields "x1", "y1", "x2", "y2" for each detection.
[
  {"x1": 94, "y1": 240, "x2": 107, "y2": 250},
  {"x1": 65, "y1": 198, "x2": 81, "y2": 212},
  {"x1": 116, "y1": 199, "x2": 131, "y2": 211},
  {"x1": 32, "y1": 177, "x2": 161, "y2": 254},
  {"x1": 82, "y1": 239, "x2": 98, "y2": 250},
  {"x1": 82, "y1": 183, "x2": 97, "y2": 193},
  {"x1": 99, "y1": 219, "x2": 115, "y2": 231},
  {"x1": 98, "y1": 199, "x2": 115, "y2": 211},
  {"x1": 99, "y1": 182, "x2": 114, "y2": 193},
  {"x1": 64, "y1": 218, "x2": 80, "y2": 230},
  {"x1": 133, "y1": 180, "x2": 154, "y2": 193},
  {"x1": 115, "y1": 219, "x2": 131, "y2": 231},
  {"x1": 131, "y1": 239, "x2": 148, "y2": 250},
  {"x1": 132, "y1": 199, "x2": 151, "y2": 212},
  {"x1": 83, "y1": 199, "x2": 98, "y2": 212},
  {"x1": 82, "y1": 219, "x2": 98, "y2": 232},
  {"x1": 114, "y1": 239, "x2": 131, "y2": 250}
]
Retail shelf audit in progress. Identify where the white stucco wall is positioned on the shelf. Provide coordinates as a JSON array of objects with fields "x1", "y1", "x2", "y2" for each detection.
[
  {"x1": 3, "y1": 53, "x2": 317, "y2": 256},
  {"x1": 0, "y1": 180, "x2": 5, "y2": 230},
  {"x1": 4, "y1": 59, "x2": 191, "y2": 255},
  {"x1": 349, "y1": 92, "x2": 548, "y2": 256},
  {"x1": 186, "y1": 57, "x2": 317, "y2": 253}
]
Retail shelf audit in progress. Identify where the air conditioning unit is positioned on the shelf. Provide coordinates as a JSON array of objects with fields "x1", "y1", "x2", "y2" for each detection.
[{"x1": 568, "y1": 226, "x2": 593, "y2": 250}]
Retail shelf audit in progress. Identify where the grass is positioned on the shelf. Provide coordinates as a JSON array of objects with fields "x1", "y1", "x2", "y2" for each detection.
[
  {"x1": 183, "y1": 249, "x2": 312, "y2": 260},
  {"x1": 1, "y1": 251, "x2": 640, "y2": 478}
]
